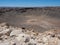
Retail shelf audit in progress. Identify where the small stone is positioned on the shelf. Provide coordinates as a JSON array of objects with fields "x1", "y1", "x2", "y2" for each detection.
[
  {"x1": 5, "y1": 30, "x2": 12, "y2": 36},
  {"x1": 22, "y1": 27, "x2": 25, "y2": 29},
  {"x1": 24, "y1": 37, "x2": 30, "y2": 43},
  {"x1": 0, "y1": 33, "x2": 3, "y2": 37},
  {"x1": 13, "y1": 43, "x2": 16, "y2": 45},
  {"x1": 16, "y1": 33, "x2": 25, "y2": 41},
  {"x1": 31, "y1": 37, "x2": 35, "y2": 40},
  {"x1": 58, "y1": 36, "x2": 60, "y2": 39},
  {"x1": 51, "y1": 34, "x2": 55, "y2": 37},
  {"x1": 28, "y1": 43, "x2": 36, "y2": 45},
  {"x1": 0, "y1": 37, "x2": 3, "y2": 40},
  {"x1": 10, "y1": 29, "x2": 22, "y2": 36},
  {"x1": 28, "y1": 43, "x2": 33, "y2": 45}
]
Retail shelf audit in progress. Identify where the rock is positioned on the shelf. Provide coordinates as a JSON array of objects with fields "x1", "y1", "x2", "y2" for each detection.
[
  {"x1": 48, "y1": 37, "x2": 58, "y2": 45},
  {"x1": 0, "y1": 23, "x2": 59, "y2": 45},
  {"x1": 16, "y1": 33, "x2": 30, "y2": 41},
  {"x1": 0, "y1": 28, "x2": 11, "y2": 36},
  {"x1": 24, "y1": 37, "x2": 30, "y2": 43},
  {"x1": 28, "y1": 43, "x2": 36, "y2": 45},
  {"x1": 58, "y1": 40, "x2": 60, "y2": 45},
  {"x1": 0, "y1": 37, "x2": 3, "y2": 40},
  {"x1": 10, "y1": 28, "x2": 22, "y2": 36},
  {"x1": 0, "y1": 40, "x2": 10, "y2": 45}
]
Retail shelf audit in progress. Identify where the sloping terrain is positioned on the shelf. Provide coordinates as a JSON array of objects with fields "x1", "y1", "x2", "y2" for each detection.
[
  {"x1": 0, "y1": 7, "x2": 60, "y2": 32},
  {"x1": 0, "y1": 7, "x2": 60, "y2": 45},
  {"x1": 0, "y1": 23, "x2": 60, "y2": 45}
]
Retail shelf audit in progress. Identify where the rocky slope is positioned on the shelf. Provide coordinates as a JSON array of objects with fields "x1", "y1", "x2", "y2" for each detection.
[
  {"x1": 0, "y1": 7, "x2": 60, "y2": 32},
  {"x1": 0, "y1": 23, "x2": 60, "y2": 45},
  {"x1": 0, "y1": 7, "x2": 60, "y2": 45}
]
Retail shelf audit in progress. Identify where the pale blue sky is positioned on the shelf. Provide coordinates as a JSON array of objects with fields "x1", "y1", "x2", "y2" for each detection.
[{"x1": 0, "y1": 0, "x2": 60, "y2": 7}]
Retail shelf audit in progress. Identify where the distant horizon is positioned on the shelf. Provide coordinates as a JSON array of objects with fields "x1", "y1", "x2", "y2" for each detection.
[
  {"x1": 0, "y1": 6, "x2": 60, "y2": 8},
  {"x1": 0, "y1": 0, "x2": 60, "y2": 7}
]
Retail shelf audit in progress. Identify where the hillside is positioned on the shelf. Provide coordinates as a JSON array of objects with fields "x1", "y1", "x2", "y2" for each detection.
[
  {"x1": 0, "y1": 7, "x2": 60, "y2": 32},
  {"x1": 0, "y1": 7, "x2": 60, "y2": 45}
]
